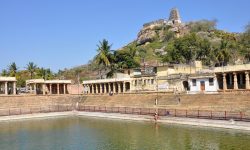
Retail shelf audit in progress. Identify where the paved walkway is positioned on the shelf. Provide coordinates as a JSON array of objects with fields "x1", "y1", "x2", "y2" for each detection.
[
  {"x1": 76, "y1": 112, "x2": 250, "y2": 131},
  {"x1": 0, "y1": 111, "x2": 250, "y2": 131},
  {"x1": 0, "y1": 112, "x2": 73, "y2": 122}
]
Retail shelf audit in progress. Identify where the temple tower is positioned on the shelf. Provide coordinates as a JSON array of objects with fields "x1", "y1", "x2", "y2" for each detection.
[{"x1": 168, "y1": 8, "x2": 182, "y2": 25}]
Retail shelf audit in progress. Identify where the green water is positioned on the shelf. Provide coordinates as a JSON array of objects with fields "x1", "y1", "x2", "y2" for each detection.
[{"x1": 0, "y1": 117, "x2": 250, "y2": 150}]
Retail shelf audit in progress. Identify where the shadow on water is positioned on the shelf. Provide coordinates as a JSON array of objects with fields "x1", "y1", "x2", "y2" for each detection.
[{"x1": 0, "y1": 116, "x2": 250, "y2": 150}]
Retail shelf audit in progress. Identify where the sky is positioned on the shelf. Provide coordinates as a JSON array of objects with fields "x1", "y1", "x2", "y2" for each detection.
[{"x1": 0, "y1": 0, "x2": 249, "y2": 72}]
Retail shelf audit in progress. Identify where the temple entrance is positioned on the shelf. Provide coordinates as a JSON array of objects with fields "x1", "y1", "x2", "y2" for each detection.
[{"x1": 182, "y1": 81, "x2": 189, "y2": 91}]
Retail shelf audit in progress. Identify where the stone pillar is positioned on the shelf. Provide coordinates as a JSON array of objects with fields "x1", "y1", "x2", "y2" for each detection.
[
  {"x1": 223, "y1": 73, "x2": 227, "y2": 91},
  {"x1": 123, "y1": 82, "x2": 126, "y2": 93},
  {"x1": 97, "y1": 84, "x2": 100, "y2": 94},
  {"x1": 34, "y1": 83, "x2": 37, "y2": 95},
  {"x1": 4, "y1": 81, "x2": 8, "y2": 95},
  {"x1": 49, "y1": 84, "x2": 52, "y2": 95},
  {"x1": 108, "y1": 83, "x2": 111, "y2": 93},
  {"x1": 213, "y1": 74, "x2": 217, "y2": 89},
  {"x1": 63, "y1": 84, "x2": 66, "y2": 94},
  {"x1": 245, "y1": 72, "x2": 250, "y2": 89},
  {"x1": 42, "y1": 84, "x2": 45, "y2": 95},
  {"x1": 113, "y1": 83, "x2": 116, "y2": 94},
  {"x1": 100, "y1": 84, "x2": 103, "y2": 94},
  {"x1": 13, "y1": 82, "x2": 16, "y2": 95},
  {"x1": 104, "y1": 83, "x2": 107, "y2": 94},
  {"x1": 233, "y1": 72, "x2": 238, "y2": 90},
  {"x1": 89, "y1": 85, "x2": 91, "y2": 94},
  {"x1": 57, "y1": 83, "x2": 60, "y2": 95},
  {"x1": 118, "y1": 83, "x2": 121, "y2": 94},
  {"x1": 90, "y1": 84, "x2": 93, "y2": 94},
  {"x1": 85, "y1": 85, "x2": 88, "y2": 94}
]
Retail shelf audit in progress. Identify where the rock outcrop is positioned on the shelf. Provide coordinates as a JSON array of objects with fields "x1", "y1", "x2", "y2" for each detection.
[{"x1": 136, "y1": 8, "x2": 184, "y2": 45}]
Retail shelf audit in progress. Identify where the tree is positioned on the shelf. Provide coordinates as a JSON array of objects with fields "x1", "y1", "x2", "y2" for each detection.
[
  {"x1": 114, "y1": 47, "x2": 140, "y2": 70},
  {"x1": 8, "y1": 62, "x2": 18, "y2": 77},
  {"x1": 95, "y1": 39, "x2": 113, "y2": 67},
  {"x1": 94, "y1": 39, "x2": 114, "y2": 78},
  {"x1": 188, "y1": 20, "x2": 217, "y2": 32},
  {"x1": 137, "y1": 48, "x2": 147, "y2": 64},
  {"x1": 1, "y1": 69, "x2": 8, "y2": 76},
  {"x1": 213, "y1": 40, "x2": 231, "y2": 66},
  {"x1": 26, "y1": 62, "x2": 37, "y2": 79},
  {"x1": 240, "y1": 23, "x2": 250, "y2": 62}
]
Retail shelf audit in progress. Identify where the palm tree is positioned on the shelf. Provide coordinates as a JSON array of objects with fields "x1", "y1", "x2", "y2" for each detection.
[
  {"x1": 37, "y1": 67, "x2": 47, "y2": 80},
  {"x1": 8, "y1": 62, "x2": 18, "y2": 77},
  {"x1": 26, "y1": 62, "x2": 37, "y2": 79},
  {"x1": 95, "y1": 39, "x2": 113, "y2": 67},
  {"x1": 95, "y1": 39, "x2": 113, "y2": 78}
]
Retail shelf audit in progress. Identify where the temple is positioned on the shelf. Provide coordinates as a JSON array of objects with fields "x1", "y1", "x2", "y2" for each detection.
[
  {"x1": 26, "y1": 79, "x2": 71, "y2": 95},
  {"x1": 214, "y1": 64, "x2": 250, "y2": 91},
  {"x1": 167, "y1": 8, "x2": 182, "y2": 25},
  {"x1": 0, "y1": 77, "x2": 17, "y2": 95},
  {"x1": 82, "y1": 70, "x2": 157, "y2": 94}
]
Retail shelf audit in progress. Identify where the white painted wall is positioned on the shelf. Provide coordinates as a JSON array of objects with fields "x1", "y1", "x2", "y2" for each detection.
[{"x1": 188, "y1": 78, "x2": 219, "y2": 93}]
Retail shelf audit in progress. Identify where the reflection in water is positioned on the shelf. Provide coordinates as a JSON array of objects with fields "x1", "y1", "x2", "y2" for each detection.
[{"x1": 0, "y1": 116, "x2": 250, "y2": 150}]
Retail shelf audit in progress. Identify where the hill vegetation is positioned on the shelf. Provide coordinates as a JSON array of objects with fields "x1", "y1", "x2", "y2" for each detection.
[
  {"x1": 60, "y1": 20, "x2": 249, "y2": 82},
  {"x1": 1, "y1": 19, "x2": 250, "y2": 86}
]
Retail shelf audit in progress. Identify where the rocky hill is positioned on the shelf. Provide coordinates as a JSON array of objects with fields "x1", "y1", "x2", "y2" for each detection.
[{"x1": 61, "y1": 8, "x2": 250, "y2": 82}]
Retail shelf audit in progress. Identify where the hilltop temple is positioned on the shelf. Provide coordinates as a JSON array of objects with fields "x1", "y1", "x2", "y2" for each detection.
[{"x1": 167, "y1": 8, "x2": 182, "y2": 25}]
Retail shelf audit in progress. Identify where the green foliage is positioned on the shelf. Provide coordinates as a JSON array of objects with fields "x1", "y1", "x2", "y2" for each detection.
[
  {"x1": 163, "y1": 30, "x2": 175, "y2": 41},
  {"x1": 1, "y1": 69, "x2": 9, "y2": 76},
  {"x1": 8, "y1": 62, "x2": 18, "y2": 77},
  {"x1": 95, "y1": 39, "x2": 113, "y2": 67},
  {"x1": 188, "y1": 20, "x2": 217, "y2": 32},
  {"x1": 26, "y1": 62, "x2": 37, "y2": 79},
  {"x1": 36, "y1": 68, "x2": 54, "y2": 80},
  {"x1": 114, "y1": 47, "x2": 140, "y2": 69},
  {"x1": 162, "y1": 33, "x2": 202, "y2": 64},
  {"x1": 239, "y1": 23, "x2": 250, "y2": 62}
]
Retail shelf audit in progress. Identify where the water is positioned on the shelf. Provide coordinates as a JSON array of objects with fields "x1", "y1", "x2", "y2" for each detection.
[{"x1": 0, "y1": 117, "x2": 250, "y2": 150}]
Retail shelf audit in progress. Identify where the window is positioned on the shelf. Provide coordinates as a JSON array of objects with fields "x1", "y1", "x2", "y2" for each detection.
[
  {"x1": 192, "y1": 79, "x2": 196, "y2": 86},
  {"x1": 209, "y1": 78, "x2": 214, "y2": 86}
]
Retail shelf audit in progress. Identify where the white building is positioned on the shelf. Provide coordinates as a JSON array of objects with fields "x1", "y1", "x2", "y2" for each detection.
[{"x1": 188, "y1": 73, "x2": 219, "y2": 94}]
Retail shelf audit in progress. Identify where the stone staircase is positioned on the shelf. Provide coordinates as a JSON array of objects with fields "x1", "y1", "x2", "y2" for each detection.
[
  {"x1": 80, "y1": 93, "x2": 250, "y2": 112},
  {"x1": 0, "y1": 94, "x2": 249, "y2": 113},
  {"x1": 0, "y1": 95, "x2": 77, "y2": 109}
]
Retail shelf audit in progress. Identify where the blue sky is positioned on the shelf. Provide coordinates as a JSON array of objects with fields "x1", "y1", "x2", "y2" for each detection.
[{"x1": 0, "y1": 0, "x2": 249, "y2": 72}]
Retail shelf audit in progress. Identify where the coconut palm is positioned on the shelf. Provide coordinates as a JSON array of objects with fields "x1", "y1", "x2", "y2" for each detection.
[
  {"x1": 26, "y1": 62, "x2": 37, "y2": 79},
  {"x1": 37, "y1": 67, "x2": 47, "y2": 80},
  {"x1": 8, "y1": 62, "x2": 18, "y2": 77},
  {"x1": 94, "y1": 39, "x2": 114, "y2": 78},
  {"x1": 95, "y1": 39, "x2": 113, "y2": 67}
]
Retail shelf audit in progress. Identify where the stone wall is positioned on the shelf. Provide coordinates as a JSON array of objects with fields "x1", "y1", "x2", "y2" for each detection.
[
  {"x1": 79, "y1": 93, "x2": 250, "y2": 112},
  {"x1": 0, "y1": 93, "x2": 250, "y2": 113},
  {"x1": 0, "y1": 95, "x2": 79, "y2": 109},
  {"x1": 68, "y1": 84, "x2": 84, "y2": 95}
]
